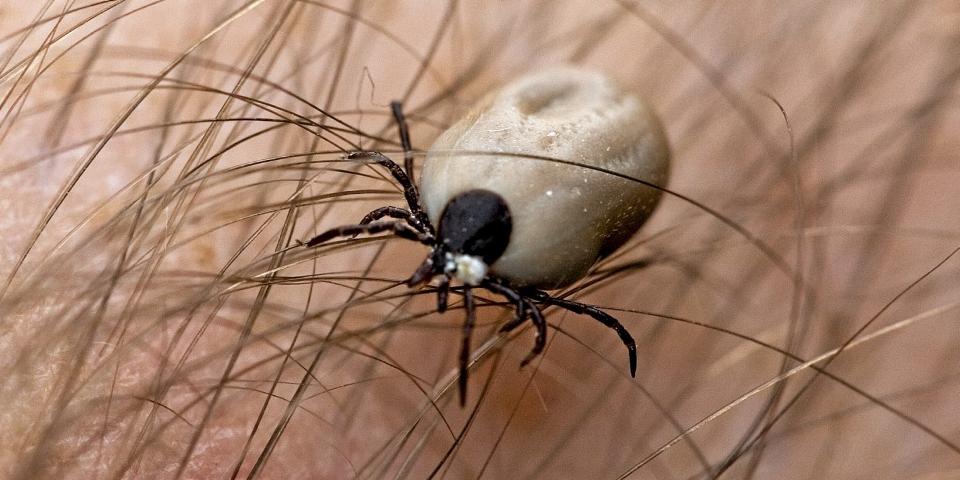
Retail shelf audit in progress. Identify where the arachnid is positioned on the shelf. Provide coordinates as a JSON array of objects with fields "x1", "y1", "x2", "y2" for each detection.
[{"x1": 304, "y1": 67, "x2": 669, "y2": 405}]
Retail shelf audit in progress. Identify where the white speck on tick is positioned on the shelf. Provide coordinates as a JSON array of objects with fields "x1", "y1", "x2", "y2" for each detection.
[
  {"x1": 445, "y1": 253, "x2": 487, "y2": 285},
  {"x1": 546, "y1": 190, "x2": 554, "y2": 197}
]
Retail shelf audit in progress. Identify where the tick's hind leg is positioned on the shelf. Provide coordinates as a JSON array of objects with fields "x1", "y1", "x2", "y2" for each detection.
[
  {"x1": 484, "y1": 281, "x2": 526, "y2": 333},
  {"x1": 303, "y1": 221, "x2": 430, "y2": 248},
  {"x1": 484, "y1": 281, "x2": 546, "y2": 369},
  {"x1": 532, "y1": 291, "x2": 638, "y2": 377},
  {"x1": 518, "y1": 301, "x2": 547, "y2": 368}
]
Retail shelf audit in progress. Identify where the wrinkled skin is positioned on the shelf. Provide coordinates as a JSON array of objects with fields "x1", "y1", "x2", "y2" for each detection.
[{"x1": 1, "y1": 2, "x2": 958, "y2": 479}]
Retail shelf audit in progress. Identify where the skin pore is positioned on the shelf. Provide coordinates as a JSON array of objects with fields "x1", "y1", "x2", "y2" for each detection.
[{"x1": 1, "y1": 1, "x2": 958, "y2": 479}]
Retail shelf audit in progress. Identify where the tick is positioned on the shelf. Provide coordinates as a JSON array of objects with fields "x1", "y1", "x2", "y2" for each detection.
[{"x1": 304, "y1": 67, "x2": 669, "y2": 405}]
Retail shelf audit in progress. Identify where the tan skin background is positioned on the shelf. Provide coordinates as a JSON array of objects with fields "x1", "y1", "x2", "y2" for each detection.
[{"x1": 1, "y1": 1, "x2": 958, "y2": 479}]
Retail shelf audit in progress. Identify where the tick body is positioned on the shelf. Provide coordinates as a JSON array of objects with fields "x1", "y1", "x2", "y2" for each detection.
[
  {"x1": 422, "y1": 67, "x2": 669, "y2": 289},
  {"x1": 304, "y1": 67, "x2": 669, "y2": 405}
]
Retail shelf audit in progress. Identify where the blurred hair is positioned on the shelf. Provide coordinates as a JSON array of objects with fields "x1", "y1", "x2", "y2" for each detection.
[{"x1": 0, "y1": 1, "x2": 958, "y2": 478}]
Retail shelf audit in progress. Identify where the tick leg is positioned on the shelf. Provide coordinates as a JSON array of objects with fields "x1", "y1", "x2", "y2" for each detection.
[
  {"x1": 459, "y1": 287, "x2": 476, "y2": 407},
  {"x1": 359, "y1": 206, "x2": 428, "y2": 234},
  {"x1": 390, "y1": 101, "x2": 415, "y2": 180},
  {"x1": 485, "y1": 281, "x2": 548, "y2": 368},
  {"x1": 498, "y1": 298, "x2": 527, "y2": 334},
  {"x1": 436, "y1": 274, "x2": 450, "y2": 313},
  {"x1": 346, "y1": 151, "x2": 433, "y2": 235},
  {"x1": 484, "y1": 281, "x2": 528, "y2": 334},
  {"x1": 407, "y1": 248, "x2": 444, "y2": 287},
  {"x1": 519, "y1": 300, "x2": 547, "y2": 368},
  {"x1": 532, "y1": 291, "x2": 637, "y2": 377},
  {"x1": 302, "y1": 221, "x2": 429, "y2": 248}
]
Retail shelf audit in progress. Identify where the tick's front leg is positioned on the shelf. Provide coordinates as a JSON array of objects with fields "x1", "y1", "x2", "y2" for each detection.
[
  {"x1": 458, "y1": 287, "x2": 477, "y2": 407},
  {"x1": 531, "y1": 290, "x2": 637, "y2": 377}
]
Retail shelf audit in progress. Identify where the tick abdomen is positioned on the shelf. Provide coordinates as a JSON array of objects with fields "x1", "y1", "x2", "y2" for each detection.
[{"x1": 421, "y1": 67, "x2": 670, "y2": 289}]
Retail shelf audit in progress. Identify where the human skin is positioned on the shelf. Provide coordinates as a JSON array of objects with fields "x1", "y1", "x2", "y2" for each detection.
[{"x1": 1, "y1": 2, "x2": 958, "y2": 479}]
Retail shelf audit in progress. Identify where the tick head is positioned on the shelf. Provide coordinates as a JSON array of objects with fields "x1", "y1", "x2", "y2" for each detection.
[{"x1": 437, "y1": 189, "x2": 512, "y2": 268}]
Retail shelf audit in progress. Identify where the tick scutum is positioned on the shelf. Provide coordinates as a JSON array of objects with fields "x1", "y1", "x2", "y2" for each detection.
[{"x1": 438, "y1": 189, "x2": 512, "y2": 265}]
